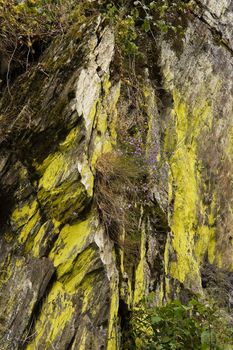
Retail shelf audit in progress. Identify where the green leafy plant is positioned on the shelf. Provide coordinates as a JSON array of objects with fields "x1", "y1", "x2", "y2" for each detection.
[
  {"x1": 105, "y1": 3, "x2": 140, "y2": 55},
  {"x1": 129, "y1": 298, "x2": 233, "y2": 349},
  {"x1": 104, "y1": 0, "x2": 192, "y2": 56}
]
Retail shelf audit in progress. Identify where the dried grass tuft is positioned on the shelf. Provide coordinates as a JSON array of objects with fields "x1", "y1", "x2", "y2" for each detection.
[{"x1": 95, "y1": 151, "x2": 145, "y2": 246}]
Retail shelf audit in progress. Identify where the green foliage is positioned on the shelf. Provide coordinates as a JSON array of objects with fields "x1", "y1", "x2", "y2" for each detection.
[
  {"x1": 105, "y1": 0, "x2": 192, "y2": 56},
  {"x1": 129, "y1": 298, "x2": 233, "y2": 349},
  {"x1": 105, "y1": 3, "x2": 139, "y2": 55},
  {"x1": 0, "y1": 0, "x2": 192, "y2": 72}
]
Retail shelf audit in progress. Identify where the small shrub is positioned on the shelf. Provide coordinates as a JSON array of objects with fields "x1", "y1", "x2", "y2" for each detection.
[
  {"x1": 104, "y1": 0, "x2": 192, "y2": 56},
  {"x1": 129, "y1": 298, "x2": 233, "y2": 349}
]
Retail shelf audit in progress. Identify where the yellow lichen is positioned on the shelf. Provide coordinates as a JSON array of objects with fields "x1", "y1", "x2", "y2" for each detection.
[
  {"x1": 90, "y1": 80, "x2": 120, "y2": 168},
  {"x1": 80, "y1": 273, "x2": 97, "y2": 313},
  {"x1": 49, "y1": 216, "x2": 93, "y2": 278},
  {"x1": 103, "y1": 75, "x2": 112, "y2": 95},
  {"x1": 26, "y1": 282, "x2": 74, "y2": 349},
  {"x1": 30, "y1": 220, "x2": 60, "y2": 257},
  {"x1": 78, "y1": 157, "x2": 94, "y2": 197},
  {"x1": 107, "y1": 275, "x2": 119, "y2": 350},
  {"x1": 107, "y1": 82, "x2": 121, "y2": 142},
  {"x1": 60, "y1": 125, "x2": 81, "y2": 151},
  {"x1": 77, "y1": 330, "x2": 87, "y2": 350},
  {"x1": 11, "y1": 199, "x2": 38, "y2": 230},
  {"x1": 38, "y1": 153, "x2": 67, "y2": 191},
  {"x1": 134, "y1": 221, "x2": 146, "y2": 305},
  {"x1": 165, "y1": 89, "x2": 213, "y2": 290},
  {"x1": 64, "y1": 246, "x2": 98, "y2": 293},
  {"x1": 18, "y1": 210, "x2": 41, "y2": 245}
]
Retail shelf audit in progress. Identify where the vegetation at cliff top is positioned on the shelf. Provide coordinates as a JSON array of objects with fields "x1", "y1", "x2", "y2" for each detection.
[
  {"x1": 0, "y1": 0, "x2": 80, "y2": 78},
  {"x1": 0, "y1": 0, "x2": 192, "y2": 79}
]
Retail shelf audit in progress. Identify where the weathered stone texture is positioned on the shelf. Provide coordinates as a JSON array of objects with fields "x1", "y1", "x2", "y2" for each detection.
[{"x1": 0, "y1": 2, "x2": 233, "y2": 349}]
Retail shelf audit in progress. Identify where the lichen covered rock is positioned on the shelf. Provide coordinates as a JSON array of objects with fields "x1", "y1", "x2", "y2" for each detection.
[{"x1": 0, "y1": 1, "x2": 233, "y2": 349}]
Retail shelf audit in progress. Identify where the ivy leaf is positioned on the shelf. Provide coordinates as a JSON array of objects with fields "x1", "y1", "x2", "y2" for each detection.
[
  {"x1": 151, "y1": 316, "x2": 163, "y2": 324},
  {"x1": 142, "y1": 18, "x2": 150, "y2": 32}
]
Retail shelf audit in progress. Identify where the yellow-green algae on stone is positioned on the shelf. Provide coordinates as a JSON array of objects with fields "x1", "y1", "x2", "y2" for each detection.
[
  {"x1": 49, "y1": 216, "x2": 93, "y2": 278},
  {"x1": 107, "y1": 264, "x2": 119, "y2": 350},
  {"x1": 134, "y1": 220, "x2": 146, "y2": 305},
  {"x1": 165, "y1": 89, "x2": 215, "y2": 291},
  {"x1": 11, "y1": 199, "x2": 39, "y2": 230},
  {"x1": 26, "y1": 281, "x2": 75, "y2": 350}
]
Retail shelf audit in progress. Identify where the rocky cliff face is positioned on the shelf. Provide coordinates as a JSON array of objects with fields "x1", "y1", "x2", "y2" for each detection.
[{"x1": 0, "y1": 1, "x2": 232, "y2": 349}]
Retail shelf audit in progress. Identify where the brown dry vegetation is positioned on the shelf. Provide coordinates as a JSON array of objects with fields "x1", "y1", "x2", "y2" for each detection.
[{"x1": 95, "y1": 151, "x2": 146, "y2": 248}]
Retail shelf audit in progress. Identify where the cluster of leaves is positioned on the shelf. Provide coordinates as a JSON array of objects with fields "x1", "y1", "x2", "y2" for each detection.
[
  {"x1": 129, "y1": 298, "x2": 233, "y2": 349},
  {"x1": 105, "y1": 0, "x2": 192, "y2": 55}
]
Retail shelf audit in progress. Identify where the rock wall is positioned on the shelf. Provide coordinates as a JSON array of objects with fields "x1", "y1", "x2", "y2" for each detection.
[{"x1": 0, "y1": 1, "x2": 232, "y2": 349}]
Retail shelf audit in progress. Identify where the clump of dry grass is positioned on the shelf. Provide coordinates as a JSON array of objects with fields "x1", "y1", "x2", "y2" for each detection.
[{"x1": 95, "y1": 151, "x2": 146, "y2": 246}]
